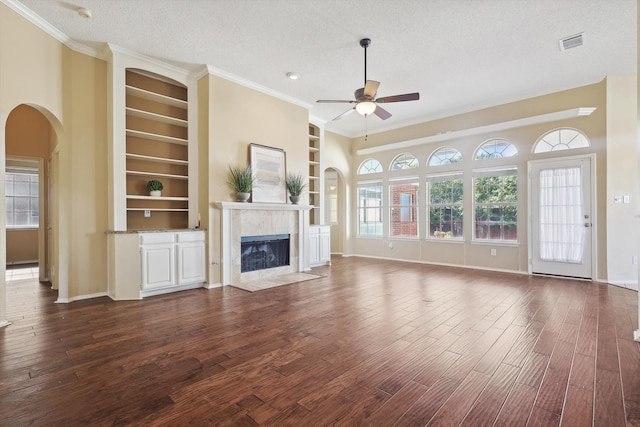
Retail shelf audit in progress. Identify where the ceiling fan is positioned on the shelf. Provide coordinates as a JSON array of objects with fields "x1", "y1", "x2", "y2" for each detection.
[{"x1": 317, "y1": 38, "x2": 420, "y2": 121}]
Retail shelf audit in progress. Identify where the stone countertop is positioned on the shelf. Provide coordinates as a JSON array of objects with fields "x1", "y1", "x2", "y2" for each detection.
[{"x1": 105, "y1": 228, "x2": 206, "y2": 234}]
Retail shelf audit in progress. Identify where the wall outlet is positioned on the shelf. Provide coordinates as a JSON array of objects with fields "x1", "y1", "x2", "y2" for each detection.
[
  {"x1": 623, "y1": 195, "x2": 630, "y2": 204},
  {"x1": 388, "y1": 242, "x2": 394, "y2": 249},
  {"x1": 633, "y1": 256, "x2": 637, "y2": 265},
  {"x1": 144, "y1": 209, "x2": 151, "y2": 218},
  {"x1": 491, "y1": 248, "x2": 497, "y2": 256}
]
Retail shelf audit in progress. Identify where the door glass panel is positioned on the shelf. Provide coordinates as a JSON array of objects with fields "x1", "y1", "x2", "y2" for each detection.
[{"x1": 538, "y1": 167, "x2": 584, "y2": 263}]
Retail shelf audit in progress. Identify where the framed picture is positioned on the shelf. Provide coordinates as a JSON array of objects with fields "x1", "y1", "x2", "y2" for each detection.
[{"x1": 249, "y1": 143, "x2": 287, "y2": 203}]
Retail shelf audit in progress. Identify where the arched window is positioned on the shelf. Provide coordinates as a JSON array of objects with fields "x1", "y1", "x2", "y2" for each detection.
[
  {"x1": 533, "y1": 128, "x2": 590, "y2": 153},
  {"x1": 428, "y1": 147, "x2": 463, "y2": 166},
  {"x1": 358, "y1": 158, "x2": 383, "y2": 174},
  {"x1": 390, "y1": 153, "x2": 419, "y2": 170},
  {"x1": 475, "y1": 139, "x2": 518, "y2": 159}
]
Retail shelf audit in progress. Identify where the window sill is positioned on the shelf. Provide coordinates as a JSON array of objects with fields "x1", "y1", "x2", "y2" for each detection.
[{"x1": 471, "y1": 240, "x2": 519, "y2": 247}]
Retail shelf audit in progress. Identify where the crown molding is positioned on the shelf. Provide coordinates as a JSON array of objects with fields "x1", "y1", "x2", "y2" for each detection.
[
  {"x1": 356, "y1": 107, "x2": 596, "y2": 155},
  {"x1": 205, "y1": 65, "x2": 312, "y2": 110},
  {"x1": 1, "y1": 0, "x2": 106, "y2": 59}
]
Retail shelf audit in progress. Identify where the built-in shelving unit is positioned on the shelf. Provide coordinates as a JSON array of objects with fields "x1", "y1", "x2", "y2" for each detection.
[
  {"x1": 125, "y1": 69, "x2": 189, "y2": 230},
  {"x1": 308, "y1": 124, "x2": 321, "y2": 225}
]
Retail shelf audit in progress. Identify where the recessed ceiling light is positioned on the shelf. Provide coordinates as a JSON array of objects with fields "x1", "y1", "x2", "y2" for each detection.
[
  {"x1": 77, "y1": 7, "x2": 92, "y2": 18},
  {"x1": 286, "y1": 72, "x2": 300, "y2": 80}
]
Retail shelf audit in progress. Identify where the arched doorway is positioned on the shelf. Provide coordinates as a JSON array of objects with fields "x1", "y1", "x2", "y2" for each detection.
[
  {"x1": 324, "y1": 167, "x2": 346, "y2": 255},
  {"x1": 2, "y1": 104, "x2": 62, "y2": 323}
]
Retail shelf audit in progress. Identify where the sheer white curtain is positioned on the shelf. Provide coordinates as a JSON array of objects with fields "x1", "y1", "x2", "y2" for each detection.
[{"x1": 538, "y1": 167, "x2": 584, "y2": 263}]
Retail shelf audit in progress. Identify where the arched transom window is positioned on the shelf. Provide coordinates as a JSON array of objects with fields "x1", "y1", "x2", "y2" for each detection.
[
  {"x1": 533, "y1": 128, "x2": 590, "y2": 153},
  {"x1": 475, "y1": 139, "x2": 518, "y2": 159},
  {"x1": 428, "y1": 147, "x2": 463, "y2": 166},
  {"x1": 390, "y1": 153, "x2": 419, "y2": 171},
  {"x1": 358, "y1": 158, "x2": 383, "y2": 174}
]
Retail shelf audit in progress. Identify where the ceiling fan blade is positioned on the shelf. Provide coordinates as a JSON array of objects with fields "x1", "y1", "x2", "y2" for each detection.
[
  {"x1": 363, "y1": 80, "x2": 380, "y2": 98},
  {"x1": 375, "y1": 92, "x2": 420, "y2": 103},
  {"x1": 374, "y1": 105, "x2": 392, "y2": 120},
  {"x1": 332, "y1": 107, "x2": 356, "y2": 121},
  {"x1": 317, "y1": 99, "x2": 356, "y2": 103}
]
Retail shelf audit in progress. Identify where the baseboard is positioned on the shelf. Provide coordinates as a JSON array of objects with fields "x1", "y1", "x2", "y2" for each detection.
[
  {"x1": 56, "y1": 291, "x2": 109, "y2": 304},
  {"x1": 606, "y1": 280, "x2": 638, "y2": 290},
  {"x1": 204, "y1": 282, "x2": 223, "y2": 289},
  {"x1": 348, "y1": 254, "x2": 527, "y2": 276}
]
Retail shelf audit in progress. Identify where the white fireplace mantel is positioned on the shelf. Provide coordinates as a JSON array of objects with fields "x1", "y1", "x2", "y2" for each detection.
[{"x1": 214, "y1": 202, "x2": 311, "y2": 286}]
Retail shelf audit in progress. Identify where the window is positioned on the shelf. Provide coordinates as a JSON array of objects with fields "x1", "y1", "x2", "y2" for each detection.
[
  {"x1": 389, "y1": 179, "x2": 418, "y2": 237},
  {"x1": 427, "y1": 174, "x2": 463, "y2": 239},
  {"x1": 533, "y1": 128, "x2": 590, "y2": 153},
  {"x1": 475, "y1": 139, "x2": 518, "y2": 159},
  {"x1": 390, "y1": 153, "x2": 418, "y2": 170},
  {"x1": 358, "y1": 181, "x2": 383, "y2": 236},
  {"x1": 474, "y1": 168, "x2": 518, "y2": 241},
  {"x1": 6, "y1": 167, "x2": 39, "y2": 229},
  {"x1": 428, "y1": 147, "x2": 463, "y2": 166},
  {"x1": 358, "y1": 158, "x2": 383, "y2": 174}
]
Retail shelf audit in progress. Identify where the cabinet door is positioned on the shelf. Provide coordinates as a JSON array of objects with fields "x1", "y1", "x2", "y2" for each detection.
[
  {"x1": 141, "y1": 243, "x2": 175, "y2": 289},
  {"x1": 309, "y1": 233, "x2": 320, "y2": 265},
  {"x1": 319, "y1": 232, "x2": 331, "y2": 262},
  {"x1": 177, "y1": 241, "x2": 206, "y2": 285}
]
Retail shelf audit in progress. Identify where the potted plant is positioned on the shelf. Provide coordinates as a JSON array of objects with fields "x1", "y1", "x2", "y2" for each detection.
[
  {"x1": 286, "y1": 172, "x2": 307, "y2": 204},
  {"x1": 147, "y1": 180, "x2": 163, "y2": 197},
  {"x1": 227, "y1": 165, "x2": 255, "y2": 202}
]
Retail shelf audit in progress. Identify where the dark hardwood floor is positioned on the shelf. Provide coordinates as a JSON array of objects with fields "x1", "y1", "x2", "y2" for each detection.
[{"x1": 2, "y1": 256, "x2": 639, "y2": 426}]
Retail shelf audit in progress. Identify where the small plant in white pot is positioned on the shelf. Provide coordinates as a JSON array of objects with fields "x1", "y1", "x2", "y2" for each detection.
[
  {"x1": 286, "y1": 172, "x2": 307, "y2": 204},
  {"x1": 147, "y1": 180, "x2": 163, "y2": 197},
  {"x1": 227, "y1": 165, "x2": 255, "y2": 202}
]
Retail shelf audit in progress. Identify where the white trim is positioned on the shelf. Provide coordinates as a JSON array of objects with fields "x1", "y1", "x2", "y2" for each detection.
[
  {"x1": 0, "y1": 320, "x2": 12, "y2": 328},
  {"x1": 204, "y1": 282, "x2": 222, "y2": 289},
  {"x1": 56, "y1": 291, "x2": 108, "y2": 303},
  {"x1": 348, "y1": 254, "x2": 527, "y2": 276},
  {"x1": 356, "y1": 107, "x2": 597, "y2": 155},
  {"x1": 205, "y1": 65, "x2": 312, "y2": 110}
]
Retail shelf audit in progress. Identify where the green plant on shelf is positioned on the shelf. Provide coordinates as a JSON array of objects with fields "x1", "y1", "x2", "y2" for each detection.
[{"x1": 146, "y1": 180, "x2": 163, "y2": 192}]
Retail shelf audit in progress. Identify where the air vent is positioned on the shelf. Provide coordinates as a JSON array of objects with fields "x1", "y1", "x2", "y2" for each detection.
[{"x1": 559, "y1": 33, "x2": 585, "y2": 51}]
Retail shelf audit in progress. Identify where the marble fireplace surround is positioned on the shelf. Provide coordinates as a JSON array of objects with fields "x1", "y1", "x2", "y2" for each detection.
[{"x1": 215, "y1": 202, "x2": 311, "y2": 286}]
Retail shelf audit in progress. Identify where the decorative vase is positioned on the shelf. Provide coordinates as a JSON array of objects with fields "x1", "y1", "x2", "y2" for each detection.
[
  {"x1": 236, "y1": 192, "x2": 250, "y2": 203},
  {"x1": 289, "y1": 195, "x2": 301, "y2": 205},
  {"x1": 150, "y1": 190, "x2": 161, "y2": 197}
]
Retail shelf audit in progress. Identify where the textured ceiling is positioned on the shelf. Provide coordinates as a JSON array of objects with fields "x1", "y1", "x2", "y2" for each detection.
[{"x1": 8, "y1": 0, "x2": 637, "y2": 138}]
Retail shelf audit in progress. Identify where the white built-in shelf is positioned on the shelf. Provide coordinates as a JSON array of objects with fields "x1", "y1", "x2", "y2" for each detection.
[
  {"x1": 126, "y1": 85, "x2": 188, "y2": 108},
  {"x1": 127, "y1": 208, "x2": 189, "y2": 212},
  {"x1": 126, "y1": 195, "x2": 189, "y2": 201},
  {"x1": 126, "y1": 170, "x2": 188, "y2": 180},
  {"x1": 309, "y1": 176, "x2": 319, "y2": 180},
  {"x1": 309, "y1": 160, "x2": 320, "y2": 166},
  {"x1": 126, "y1": 107, "x2": 188, "y2": 128},
  {"x1": 125, "y1": 153, "x2": 188, "y2": 165},
  {"x1": 309, "y1": 135, "x2": 320, "y2": 141},
  {"x1": 126, "y1": 129, "x2": 188, "y2": 146},
  {"x1": 309, "y1": 146, "x2": 320, "y2": 152},
  {"x1": 309, "y1": 191, "x2": 320, "y2": 195}
]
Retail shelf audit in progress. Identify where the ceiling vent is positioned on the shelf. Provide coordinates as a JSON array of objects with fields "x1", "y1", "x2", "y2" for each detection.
[{"x1": 559, "y1": 33, "x2": 585, "y2": 51}]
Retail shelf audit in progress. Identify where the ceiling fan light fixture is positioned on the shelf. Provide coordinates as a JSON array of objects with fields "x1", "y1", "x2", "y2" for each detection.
[{"x1": 356, "y1": 101, "x2": 376, "y2": 116}]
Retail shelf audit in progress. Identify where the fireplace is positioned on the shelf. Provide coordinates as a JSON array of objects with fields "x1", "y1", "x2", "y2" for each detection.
[{"x1": 241, "y1": 234, "x2": 290, "y2": 272}]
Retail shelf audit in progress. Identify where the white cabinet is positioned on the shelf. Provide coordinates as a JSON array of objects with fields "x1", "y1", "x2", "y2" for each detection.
[
  {"x1": 140, "y1": 230, "x2": 205, "y2": 296},
  {"x1": 309, "y1": 225, "x2": 331, "y2": 267},
  {"x1": 176, "y1": 232, "x2": 206, "y2": 285}
]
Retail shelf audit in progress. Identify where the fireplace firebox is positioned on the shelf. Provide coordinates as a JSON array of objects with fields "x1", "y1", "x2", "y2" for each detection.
[{"x1": 240, "y1": 234, "x2": 290, "y2": 273}]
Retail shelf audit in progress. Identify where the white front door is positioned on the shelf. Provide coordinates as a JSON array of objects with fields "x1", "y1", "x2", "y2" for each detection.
[{"x1": 529, "y1": 156, "x2": 594, "y2": 278}]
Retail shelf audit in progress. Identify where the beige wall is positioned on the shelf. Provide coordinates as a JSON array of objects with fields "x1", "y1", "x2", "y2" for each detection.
[
  {"x1": 6, "y1": 230, "x2": 38, "y2": 264},
  {"x1": 606, "y1": 75, "x2": 638, "y2": 288},
  {"x1": 206, "y1": 74, "x2": 309, "y2": 285},
  {"x1": 348, "y1": 82, "x2": 609, "y2": 277},
  {"x1": 1, "y1": 4, "x2": 109, "y2": 311}
]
